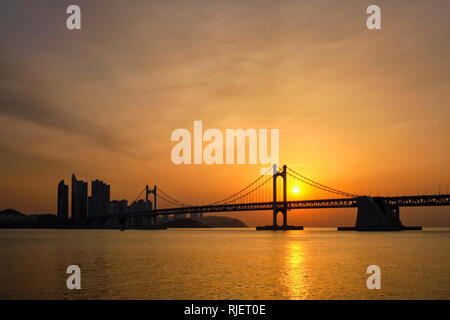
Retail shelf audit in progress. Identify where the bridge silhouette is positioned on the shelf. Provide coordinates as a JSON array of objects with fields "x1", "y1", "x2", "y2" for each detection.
[{"x1": 89, "y1": 165, "x2": 450, "y2": 231}]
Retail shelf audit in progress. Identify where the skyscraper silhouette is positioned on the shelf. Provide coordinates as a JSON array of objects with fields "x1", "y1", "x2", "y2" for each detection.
[
  {"x1": 72, "y1": 174, "x2": 87, "y2": 219},
  {"x1": 57, "y1": 180, "x2": 68, "y2": 220},
  {"x1": 89, "y1": 179, "x2": 110, "y2": 217}
]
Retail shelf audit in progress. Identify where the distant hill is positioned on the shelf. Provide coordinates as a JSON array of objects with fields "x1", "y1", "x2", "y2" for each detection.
[
  {"x1": 0, "y1": 209, "x2": 57, "y2": 228},
  {"x1": 0, "y1": 209, "x2": 26, "y2": 216},
  {"x1": 196, "y1": 216, "x2": 248, "y2": 228}
]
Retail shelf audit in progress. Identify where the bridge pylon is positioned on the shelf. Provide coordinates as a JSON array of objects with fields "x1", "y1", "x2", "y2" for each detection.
[
  {"x1": 273, "y1": 165, "x2": 288, "y2": 228},
  {"x1": 257, "y1": 164, "x2": 303, "y2": 230},
  {"x1": 146, "y1": 185, "x2": 157, "y2": 226}
]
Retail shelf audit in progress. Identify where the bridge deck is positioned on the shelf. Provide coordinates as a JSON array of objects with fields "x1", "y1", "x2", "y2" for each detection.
[{"x1": 107, "y1": 194, "x2": 449, "y2": 219}]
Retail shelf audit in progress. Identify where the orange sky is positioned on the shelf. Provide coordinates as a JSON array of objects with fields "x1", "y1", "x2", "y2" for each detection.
[{"x1": 0, "y1": 0, "x2": 449, "y2": 226}]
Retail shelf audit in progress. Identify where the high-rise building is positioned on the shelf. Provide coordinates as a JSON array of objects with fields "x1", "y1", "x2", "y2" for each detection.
[
  {"x1": 72, "y1": 174, "x2": 87, "y2": 219},
  {"x1": 57, "y1": 180, "x2": 68, "y2": 220},
  {"x1": 89, "y1": 179, "x2": 110, "y2": 217},
  {"x1": 106, "y1": 200, "x2": 128, "y2": 215},
  {"x1": 128, "y1": 199, "x2": 150, "y2": 213},
  {"x1": 127, "y1": 199, "x2": 151, "y2": 227}
]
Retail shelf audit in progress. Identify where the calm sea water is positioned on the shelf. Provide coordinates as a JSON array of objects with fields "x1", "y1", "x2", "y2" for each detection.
[{"x1": 0, "y1": 228, "x2": 449, "y2": 300}]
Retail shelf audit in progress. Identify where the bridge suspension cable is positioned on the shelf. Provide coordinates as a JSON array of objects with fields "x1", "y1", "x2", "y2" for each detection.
[
  {"x1": 225, "y1": 175, "x2": 273, "y2": 204},
  {"x1": 208, "y1": 166, "x2": 274, "y2": 205},
  {"x1": 134, "y1": 165, "x2": 359, "y2": 210},
  {"x1": 157, "y1": 187, "x2": 192, "y2": 207},
  {"x1": 132, "y1": 185, "x2": 192, "y2": 208},
  {"x1": 133, "y1": 187, "x2": 146, "y2": 203},
  {"x1": 286, "y1": 167, "x2": 358, "y2": 198},
  {"x1": 155, "y1": 192, "x2": 188, "y2": 207}
]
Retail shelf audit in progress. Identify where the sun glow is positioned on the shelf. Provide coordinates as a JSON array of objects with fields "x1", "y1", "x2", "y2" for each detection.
[{"x1": 292, "y1": 186, "x2": 300, "y2": 194}]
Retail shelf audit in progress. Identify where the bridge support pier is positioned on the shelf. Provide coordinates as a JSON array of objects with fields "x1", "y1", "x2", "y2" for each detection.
[
  {"x1": 272, "y1": 208, "x2": 288, "y2": 228},
  {"x1": 338, "y1": 196, "x2": 422, "y2": 231}
]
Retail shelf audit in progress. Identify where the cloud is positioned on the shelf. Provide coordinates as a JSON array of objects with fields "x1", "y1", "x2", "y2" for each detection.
[{"x1": 0, "y1": 59, "x2": 130, "y2": 153}]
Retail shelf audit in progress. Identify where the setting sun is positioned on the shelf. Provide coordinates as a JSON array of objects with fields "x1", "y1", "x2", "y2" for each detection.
[{"x1": 292, "y1": 187, "x2": 300, "y2": 194}]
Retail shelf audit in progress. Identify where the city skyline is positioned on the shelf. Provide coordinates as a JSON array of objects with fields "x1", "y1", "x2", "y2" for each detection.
[{"x1": 57, "y1": 173, "x2": 153, "y2": 219}]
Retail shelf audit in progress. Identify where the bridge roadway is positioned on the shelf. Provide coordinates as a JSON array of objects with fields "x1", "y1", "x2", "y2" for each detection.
[{"x1": 110, "y1": 194, "x2": 450, "y2": 219}]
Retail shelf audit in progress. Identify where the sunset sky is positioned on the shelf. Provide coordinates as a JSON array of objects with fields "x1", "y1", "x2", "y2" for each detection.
[{"x1": 0, "y1": 0, "x2": 449, "y2": 226}]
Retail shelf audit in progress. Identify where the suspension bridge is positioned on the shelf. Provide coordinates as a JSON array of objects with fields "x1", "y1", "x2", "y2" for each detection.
[{"x1": 89, "y1": 165, "x2": 450, "y2": 231}]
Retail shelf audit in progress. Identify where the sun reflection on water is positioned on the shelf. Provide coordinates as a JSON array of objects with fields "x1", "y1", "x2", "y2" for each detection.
[{"x1": 282, "y1": 238, "x2": 309, "y2": 299}]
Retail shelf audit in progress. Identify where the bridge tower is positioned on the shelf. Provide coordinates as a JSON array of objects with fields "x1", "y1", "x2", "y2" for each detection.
[
  {"x1": 146, "y1": 185, "x2": 157, "y2": 225},
  {"x1": 273, "y1": 165, "x2": 288, "y2": 229}
]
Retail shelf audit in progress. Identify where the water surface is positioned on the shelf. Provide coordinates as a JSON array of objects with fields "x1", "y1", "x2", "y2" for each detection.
[{"x1": 0, "y1": 228, "x2": 449, "y2": 299}]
